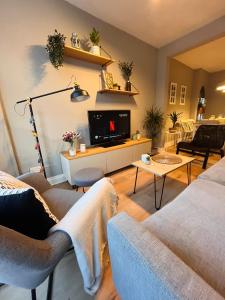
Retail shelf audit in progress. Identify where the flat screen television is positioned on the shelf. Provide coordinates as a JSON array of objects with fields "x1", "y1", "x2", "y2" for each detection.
[{"x1": 88, "y1": 110, "x2": 130, "y2": 147}]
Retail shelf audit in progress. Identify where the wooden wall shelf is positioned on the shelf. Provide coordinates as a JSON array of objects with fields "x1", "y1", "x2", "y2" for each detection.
[
  {"x1": 64, "y1": 45, "x2": 114, "y2": 66},
  {"x1": 98, "y1": 89, "x2": 139, "y2": 96}
]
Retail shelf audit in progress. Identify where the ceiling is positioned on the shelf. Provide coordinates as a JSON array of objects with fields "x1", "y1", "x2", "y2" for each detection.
[
  {"x1": 65, "y1": 0, "x2": 225, "y2": 48},
  {"x1": 175, "y1": 36, "x2": 225, "y2": 72}
]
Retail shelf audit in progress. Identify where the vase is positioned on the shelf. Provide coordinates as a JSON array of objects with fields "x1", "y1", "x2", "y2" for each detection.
[
  {"x1": 69, "y1": 142, "x2": 76, "y2": 157},
  {"x1": 125, "y1": 80, "x2": 131, "y2": 91},
  {"x1": 90, "y1": 45, "x2": 100, "y2": 56}
]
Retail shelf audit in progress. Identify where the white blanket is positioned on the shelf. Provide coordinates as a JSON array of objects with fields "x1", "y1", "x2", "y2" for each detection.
[{"x1": 50, "y1": 177, "x2": 118, "y2": 295}]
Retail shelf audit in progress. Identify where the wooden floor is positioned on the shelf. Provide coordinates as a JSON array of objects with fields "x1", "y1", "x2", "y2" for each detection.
[{"x1": 96, "y1": 149, "x2": 220, "y2": 300}]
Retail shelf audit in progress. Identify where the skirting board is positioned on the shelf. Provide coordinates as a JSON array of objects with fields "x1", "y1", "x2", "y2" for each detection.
[{"x1": 47, "y1": 174, "x2": 67, "y2": 185}]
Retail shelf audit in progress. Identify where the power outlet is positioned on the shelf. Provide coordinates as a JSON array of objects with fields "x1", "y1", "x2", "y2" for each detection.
[{"x1": 30, "y1": 166, "x2": 41, "y2": 173}]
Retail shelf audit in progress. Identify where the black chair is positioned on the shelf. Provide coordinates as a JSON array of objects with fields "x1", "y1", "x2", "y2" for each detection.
[{"x1": 176, "y1": 125, "x2": 225, "y2": 169}]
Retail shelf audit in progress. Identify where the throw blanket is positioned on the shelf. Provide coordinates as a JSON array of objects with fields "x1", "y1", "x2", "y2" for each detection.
[{"x1": 50, "y1": 177, "x2": 118, "y2": 295}]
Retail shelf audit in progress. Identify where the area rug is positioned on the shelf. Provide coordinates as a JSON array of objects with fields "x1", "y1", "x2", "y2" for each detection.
[{"x1": 130, "y1": 175, "x2": 187, "y2": 214}]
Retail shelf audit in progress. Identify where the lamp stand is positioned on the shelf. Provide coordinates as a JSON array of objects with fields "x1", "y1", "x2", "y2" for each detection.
[
  {"x1": 28, "y1": 99, "x2": 47, "y2": 178},
  {"x1": 16, "y1": 85, "x2": 89, "y2": 179}
]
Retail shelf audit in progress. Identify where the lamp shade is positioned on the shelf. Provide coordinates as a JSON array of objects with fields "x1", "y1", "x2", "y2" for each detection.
[{"x1": 71, "y1": 84, "x2": 89, "y2": 102}]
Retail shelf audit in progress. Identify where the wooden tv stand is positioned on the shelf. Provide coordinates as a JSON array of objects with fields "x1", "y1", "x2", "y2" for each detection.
[{"x1": 60, "y1": 138, "x2": 151, "y2": 185}]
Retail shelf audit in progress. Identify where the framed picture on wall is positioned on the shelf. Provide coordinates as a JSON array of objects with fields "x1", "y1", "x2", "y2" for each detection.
[
  {"x1": 169, "y1": 82, "x2": 177, "y2": 104},
  {"x1": 180, "y1": 85, "x2": 187, "y2": 105},
  {"x1": 101, "y1": 70, "x2": 114, "y2": 89}
]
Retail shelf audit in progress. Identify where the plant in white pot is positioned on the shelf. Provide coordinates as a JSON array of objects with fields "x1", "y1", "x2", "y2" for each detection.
[
  {"x1": 89, "y1": 27, "x2": 100, "y2": 56},
  {"x1": 62, "y1": 130, "x2": 80, "y2": 157}
]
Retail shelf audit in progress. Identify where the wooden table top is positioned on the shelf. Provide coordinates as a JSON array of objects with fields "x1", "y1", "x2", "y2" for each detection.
[{"x1": 132, "y1": 153, "x2": 195, "y2": 177}]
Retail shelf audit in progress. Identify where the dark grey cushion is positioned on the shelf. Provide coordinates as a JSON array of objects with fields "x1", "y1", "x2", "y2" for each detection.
[
  {"x1": 73, "y1": 168, "x2": 104, "y2": 187},
  {"x1": 0, "y1": 189, "x2": 56, "y2": 240},
  {"x1": 42, "y1": 188, "x2": 83, "y2": 220}
]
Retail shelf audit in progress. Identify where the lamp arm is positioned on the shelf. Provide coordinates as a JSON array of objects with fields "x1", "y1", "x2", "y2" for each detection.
[
  {"x1": 16, "y1": 86, "x2": 74, "y2": 178},
  {"x1": 16, "y1": 86, "x2": 74, "y2": 104}
]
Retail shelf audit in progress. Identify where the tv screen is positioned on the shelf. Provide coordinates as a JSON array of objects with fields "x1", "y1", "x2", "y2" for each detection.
[{"x1": 88, "y1": 110, "x2": 130, "y2": 146}]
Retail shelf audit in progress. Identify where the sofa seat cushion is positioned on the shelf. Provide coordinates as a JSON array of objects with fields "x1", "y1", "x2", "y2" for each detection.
[
  {"x1": 198, "y1": 157, "x2": 225, "y2": 185},
  {"x1": 42, "y1": 188, "x2": 83, "y2": 220},
  {"x1": 142, "y1": 179, "x2": 225, "y2": 297}
]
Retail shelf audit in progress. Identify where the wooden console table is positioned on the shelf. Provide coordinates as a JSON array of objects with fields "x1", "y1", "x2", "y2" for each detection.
[{"x1": 60, "y1": 138, "x2": 151, "y2": 185}]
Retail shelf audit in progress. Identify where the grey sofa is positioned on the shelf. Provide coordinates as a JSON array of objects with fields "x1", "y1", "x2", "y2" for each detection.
[
  {"x1": 0, "y1": 172, "x2": 83, "y2": 300},
  {"x1": 108, "y1": 157, "x2": 225, "y2": 300}
]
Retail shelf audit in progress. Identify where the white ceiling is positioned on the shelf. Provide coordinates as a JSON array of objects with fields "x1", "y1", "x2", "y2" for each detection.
[
  {"x1": 65, "y1": 0, "x2": 225, "y2": 48},
  {"x1": 175, "y1": 36, "x2": 225, "y2": 72}
]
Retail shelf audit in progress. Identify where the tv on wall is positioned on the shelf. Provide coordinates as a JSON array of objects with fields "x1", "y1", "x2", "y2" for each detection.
[{"x1": 88, "y1": 110, "x2": 130, "y2": 147}]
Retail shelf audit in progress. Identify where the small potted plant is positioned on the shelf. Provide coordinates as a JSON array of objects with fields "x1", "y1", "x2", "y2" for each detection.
[
  {"x1": 46, "y1": 29, "x2": 66, "y2": 69},
  {"x1": 167, "y1": 111, "x2": 182, "y2": 132},
  {"x1": 118, "y1": 61, "x2": 134, "y2": 91},
  {"x1": 62, "y1": 130, "x2": 80, "y2": 157},
  {"x1": 89, "y1": 27, "x2": 100, "y2": 55}
]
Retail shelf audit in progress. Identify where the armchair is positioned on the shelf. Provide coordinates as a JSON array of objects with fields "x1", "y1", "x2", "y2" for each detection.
[
  {"x1": 0, "y1": 172, "x2": 83, "y2": 300},
  {"x1": 177, "y1": 125, "x2": 225, "y2": 169}
]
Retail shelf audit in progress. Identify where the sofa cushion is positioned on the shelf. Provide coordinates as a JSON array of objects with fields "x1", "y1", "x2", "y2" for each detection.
[
  {"x1": 0, "y1": 189, "x2": 56, "y2": 240},
  {"x1": 42, "y1": 188, "x2": 83, "y2": 220},
  {"x1": 142, "y1": 179, "x2": 225, "y2": 297},
  {"x1": 198, "y1": 157, "x2": 225, "y2": 185}
]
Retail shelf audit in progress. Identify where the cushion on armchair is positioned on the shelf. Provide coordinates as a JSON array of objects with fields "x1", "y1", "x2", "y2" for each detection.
[
  {"x1": 0, "y1": 189, "x2": 56, "y2": 239},
  {"x1": 0, "y1": 170, "x2": 58, "y2": 223}
]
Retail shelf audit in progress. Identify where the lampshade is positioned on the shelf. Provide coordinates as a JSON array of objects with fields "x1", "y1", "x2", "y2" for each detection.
[{"x1": 71, "y1": 84, "x2": 89, "y2": 102}]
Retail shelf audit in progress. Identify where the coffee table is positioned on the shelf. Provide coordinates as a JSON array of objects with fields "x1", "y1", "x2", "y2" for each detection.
[{"x1": 132, "y1": 153, "x2": 195, "y2": 210}]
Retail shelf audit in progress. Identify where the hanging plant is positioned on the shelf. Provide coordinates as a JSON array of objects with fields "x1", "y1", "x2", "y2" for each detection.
[{"x1": 46, "y1": 29, "x2": 66, "y2": 69}]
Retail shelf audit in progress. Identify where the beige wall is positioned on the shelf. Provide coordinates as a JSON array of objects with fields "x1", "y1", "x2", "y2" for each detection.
[
  {"x1": 206, "y1": 70, "x2": 225, "y2": 117},
  {"x1": 0, "y1": 93, "x2": 18, "y2": 176},
  {"x1": 166, "y1": 59, "x2": 194, "y2": 128},
  {"x1": 155, "y1": 16, "x2": 225, "y2": 111},
  {"x1": 0, "y1": 0, "x2": 157, "y2": 177}
]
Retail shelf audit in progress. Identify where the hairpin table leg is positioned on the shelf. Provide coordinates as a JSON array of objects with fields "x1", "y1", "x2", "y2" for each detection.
[
  {"x1": 154, "y1": 174, "x2": 166, "y2": 210},
  {"x1": 133, "y1": 167, "x2": 139, "y2": 194}
]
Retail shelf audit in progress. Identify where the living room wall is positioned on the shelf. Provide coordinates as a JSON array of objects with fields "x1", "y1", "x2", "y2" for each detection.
[
  {"x1": 0, "y1": 0, "x2": 157, "y2": 177},
  {"x1": 205, "y1": 70, "x2": 225, "y2": 117},
  {"x1": 166, "y1": 58, "x2": 194, "y2": 128}
]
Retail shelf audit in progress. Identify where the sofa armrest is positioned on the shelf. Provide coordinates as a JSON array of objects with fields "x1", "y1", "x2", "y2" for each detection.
[
  {"x1": 107, "y1": 213, "x2": 223, "y2": 300},
  {"x1": 17, "y1": 172, "x2": 51, "y2": 193},
  {"x1": 0, "y1": 225, "x2": 71, "y2": 289}
]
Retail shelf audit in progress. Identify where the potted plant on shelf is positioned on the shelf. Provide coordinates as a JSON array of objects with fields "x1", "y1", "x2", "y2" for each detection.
[
  {"x1": 118, "y1": 61, "x2": 134, "y2": 91},
  {"x1": 167, "y1": 111, "x2": 182, "y2": 132},
  {"x1": 62, "y1": 130, "x2": 80, "y2": 157},
  {"x1": 143, "y1": 106, "x2": 164, "y2": 152},
  {"x1": 89, "y1": 27, "x2": 100, "y2": 56},
  {"x1": 46, "y1": 29, "x2": 66, "y2": 69}
]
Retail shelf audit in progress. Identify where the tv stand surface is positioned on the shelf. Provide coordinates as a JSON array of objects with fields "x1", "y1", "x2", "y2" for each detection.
[
  {"x1": 60, "y1": 138, "x2": 151, "y2": 185},
  {"x1": 101, "y1": 140, "x2": 125, "y2": 148}
]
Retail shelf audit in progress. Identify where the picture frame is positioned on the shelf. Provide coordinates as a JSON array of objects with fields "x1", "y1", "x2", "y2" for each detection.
[
  {"x1": 169, "y1": 82, "x2": 177, "y2": 105},
  {"x1": 180, "y1": 85, "x2": 187, "y2": 105},
  {"x1": 101, "y1": 70, "x2": 114, "y2": 89}
]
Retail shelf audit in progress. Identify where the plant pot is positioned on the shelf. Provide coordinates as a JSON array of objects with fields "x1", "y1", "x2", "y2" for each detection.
[
  {"x1": 90, "y1": 45, "x2": 100, "y2": 56},
  {"x1": 125, "y1": 80, "x2": 131, "y2": 91}
]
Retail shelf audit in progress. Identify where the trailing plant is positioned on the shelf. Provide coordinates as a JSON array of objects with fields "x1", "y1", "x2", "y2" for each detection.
[
  {"x1": 89, "y1": 28, "x2": 100, "y2": 45},
  {"x1": 167, "y1": 111, "x2": 183, "y2": 128},
  {"x1": 46, "y1": 29, "x2": 66, "y2": 69},
  {"x1": 118, "y1": 61, "x2": 134, "y2": 80},
  {"x1": 143, "y1": 106, "x2": 164, "y2": 139}
]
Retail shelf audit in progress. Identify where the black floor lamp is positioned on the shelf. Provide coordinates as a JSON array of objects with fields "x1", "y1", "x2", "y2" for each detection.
[{"x1": 16, "y1": 83, "x2": 89, "y2": 178}]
